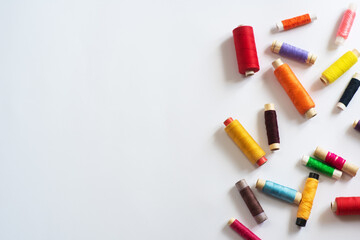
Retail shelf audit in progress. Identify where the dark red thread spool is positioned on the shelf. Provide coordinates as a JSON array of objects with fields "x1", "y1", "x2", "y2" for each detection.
[
  {"x1": 264, "y1": 103, "x2": 280, "y2": 151},
  {"x1": 232, "y1": 25, "x2": 260, "y2": 76},
  {"x1": 332, "y1": 197, "x2": 360, "y2": 215}
]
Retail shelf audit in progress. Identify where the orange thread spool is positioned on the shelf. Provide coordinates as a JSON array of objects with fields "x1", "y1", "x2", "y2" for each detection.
[
  {"x1": 276, "y1": 14, "x2": 317, "y2": 31},
  {"x1": 272, "y1": 59, "x2": 316, "y2": 118}
]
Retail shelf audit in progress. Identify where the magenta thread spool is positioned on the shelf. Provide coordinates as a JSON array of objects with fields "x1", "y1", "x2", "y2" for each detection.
[
  {"x1": 314, "y1": 146, "x2": 359, "y2": 177},
  {"x1": 228, "y1": 218, "x2": 261, "y2": 240}
]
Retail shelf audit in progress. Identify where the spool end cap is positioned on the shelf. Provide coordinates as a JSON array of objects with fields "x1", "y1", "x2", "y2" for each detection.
[
  {"x1": 305, "y1": 108, "x2": 317, "y2": 119},
  {"x1": 269, "y1": 143, "x2": 280, "y2": 151},
  {"x1": 296, "y1": 218, "x2": 307, "y2": 227},
  {"x1": 224, "y1": 117, "x2": 233, "y2": 126},
  {"x1": 245, "y1": 70, "x2": 255, "y2": 76},
  {"x1": 353, "y1": 120, "x2": 359, "y2": 128},
  {"x1": 320, "y1": 76, "x2": 329, "y2": 85},
  {"x1": 335, "y1": 36, "x2": 345, "y2": 45},
  {"x1": 228, "y1": 218, "x2": 236, "y2": 225},
  {"x1": 336, "y1": 102, "x2": 346, "y2": 110},
  {"x1": 257, "y1": 156, "x2": 268, "y2": 166},
  {"x1": 309, "y1": 172, "x2": 319, "y2": 180}
]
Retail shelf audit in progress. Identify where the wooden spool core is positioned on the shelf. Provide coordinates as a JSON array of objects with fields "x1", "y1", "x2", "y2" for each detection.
[
  {"x1": 314, "y1": 146, "x2": 327, "y2": 160},
  {"x1": 256, "y1": 178, "x2": 266, "y2": 190},
  {"x1": 305, "y1": 108, "x2": 317, "y2": 119},
  {"x1": 228, "y1": 218, "x2": 236, "y2": 225},
  {"x1": 272, "y1": 58, "x2": 283, "y2": 69},
  {"x1": 353, "y1": 120, "x2": 359, "y2": 128},
  {"x1": 294, "y1": 192, "x2": 302, "y2": 205},
  {"x1": 331, "y1": 201, "x2": 337, "y2": 212},
  {"x1": 342, "y1": 161, "x2": 359, "y2": 177}
]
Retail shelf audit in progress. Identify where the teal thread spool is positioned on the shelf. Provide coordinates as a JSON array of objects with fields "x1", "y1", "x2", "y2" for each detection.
[
  {"x1": 301, "y1": 156, "x2": 342, "y2": 180},
  {"x1": 256, "y1": 179, "x2": 302, "y2": 205}
]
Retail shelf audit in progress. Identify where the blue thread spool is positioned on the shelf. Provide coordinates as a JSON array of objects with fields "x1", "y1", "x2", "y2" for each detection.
[
  {"x1": 256, "y1": 179, "x2": 302, "y2": 205},
  {"x1": 271, "y1": 40, "x2": 317, "y2": 64}
]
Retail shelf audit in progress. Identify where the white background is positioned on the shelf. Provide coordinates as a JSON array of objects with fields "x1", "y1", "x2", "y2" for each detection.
[{"x1": 1, "y1": 0, "x2": 360, "y2": 239}]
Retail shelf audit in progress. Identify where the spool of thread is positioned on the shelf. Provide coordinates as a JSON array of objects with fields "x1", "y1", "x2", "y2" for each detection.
[
  {"x1": 314, "y1": 146, "x2": 359, "y2": 177},
  {"x1": 271, "y1": 40, "x2": 317, "y2": 64},
  {"x1": 335, "y1": 3, "x2": 357, "y2": 45},
  {"x1": 276, "y1": 13, "x2": 317, "y2": 31},
  {"x1": 228, "y1": 218, "x2": 261, "y2": 240},
  {"x1": 320, "y1": 49, "x2": 360, "y2": 85},
  {"x1": 301, "y1": 156, "x2": 342, "y2": 180},
  {"x1": 264, "y1": 103, "x2": 280, "y2": 151},
  {"x1": 272, "y1": 59, "x2": 317, "y2": 119},
  {"x1": 232, "y1": 25, "x2": 260, "y2": 76},
  {"x1": 331, "y1": 197, "x2": 360, "y2": 215},
  {"x1": 337, "y1": 73, "x2": 360, "y2": 110},
  {"x1": 236, "y1": 179, "x2": 267, "y2": 224},
  {"x1": 224, "y1": 118, "x2": 267, "y2": 166},
  {"x1": 296, "y1": 172, "x2": 319, "y2": 227},
  {"x1": 256, "y1": 179, "x2": 302, "y2": 205},
  {"x1": 353, "y1": 120, "x2": 360, "y2": 132}
]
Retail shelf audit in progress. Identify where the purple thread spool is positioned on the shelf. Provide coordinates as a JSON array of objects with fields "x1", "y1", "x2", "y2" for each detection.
[
  {"x1": 271, "y1": 40, "x2": 317, "y2": 64},
  {"x1": 353, "y1": 120, "x2": 360, "y2": 132}
]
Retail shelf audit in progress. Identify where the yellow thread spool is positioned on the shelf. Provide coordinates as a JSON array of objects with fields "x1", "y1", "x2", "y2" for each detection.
[
  {"x1": 320, "y1": 49, "x2": 360, "y2": 85},
  {"x1": 224, "y1": 117, "x2": 267, "y2": 166},
  {"x1": 296, "y1": 172, "x2": 319, "y2": 227}
]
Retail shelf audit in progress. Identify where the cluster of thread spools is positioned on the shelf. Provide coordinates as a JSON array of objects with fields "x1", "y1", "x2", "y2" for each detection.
[{"x1": 225, "y1": 4, "x2": 360, "y2": 240}]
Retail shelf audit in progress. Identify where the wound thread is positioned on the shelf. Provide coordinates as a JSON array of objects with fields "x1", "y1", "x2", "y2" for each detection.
[
  {"x1": 332, "y1": 197, "x2": 360, "y2": 215},
  {"x1": 296, "y1": 172, "x2": 319, "y2": 227},
  {"x1": 256, "y1": 178, "x2": 302, "y2": 205},
  {"x1": 236, "y1": 179, "x2": 267, "y2": 224},
  {"x1": 314, "y1": 146, "x2": 359, "y2": 177},
  {"x1": 232, "y1": 25, "x2": 260, "y2": 76},
  {"x1": 264, "y1": 103, "x2": 280, "y2": 151},
  {"x1": 224, "y1": 118, "x2": 267, "y2": 166},
  {"x1": 337, "y1": 73, "x2": 360, "y2": 110},
  {"x1": 320, "y1": 49, "x2": 359, "y2": 85},
  {"x1": 276, "y1": 13, "x2": 317, "y2": 31},
  {"x1": 271, "y1": 40, "x2": 317, "y2": 64},
  {"x1": 302, "y1": 156, "x2": 342, "y2": 180},
  {"x1": 336, "y1": 4, "x2": 357, "y2": 45},
  {"x1": 228, "y1": 218, "x2": 261, "y2": 240},
  {"x1": 272, "y1": 59, "x2": 316, "y2": 119}
]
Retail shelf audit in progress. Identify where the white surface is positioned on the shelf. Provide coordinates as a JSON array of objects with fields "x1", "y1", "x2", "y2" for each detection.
[{"x1": 1, "y1": 0, "x2": 360, "y2": 239}]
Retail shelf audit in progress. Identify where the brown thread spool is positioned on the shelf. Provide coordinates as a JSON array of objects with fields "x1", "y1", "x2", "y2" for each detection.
[
  {"x1": 264, "y1": 103, "x2": 280, "y2": 151},
  {"x1": 235, "y1": 179, "x2": 267, "y2": 224}
]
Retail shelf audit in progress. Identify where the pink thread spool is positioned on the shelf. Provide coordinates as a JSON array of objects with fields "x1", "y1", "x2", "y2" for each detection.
[
  {"x1": 314, "y1": 146, "x2": 359, "y2": 177},
  {"x1": 336, "y1": 3, "x2": 357, "y2": 45},
  {"x1": 228, "y1": 218, "x2": 261, "y2": 240}
]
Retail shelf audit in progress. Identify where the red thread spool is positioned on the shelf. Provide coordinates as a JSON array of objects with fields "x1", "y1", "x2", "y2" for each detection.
[
  {"x1": 332, "y1": 197, "x2": 360, "y2": 215},
  {"x1": 228, "y1": 218, "x2": 261, "y2": 240},
  {"x1": 232, "y1": 25, "x2": 260, "y2": 76}
]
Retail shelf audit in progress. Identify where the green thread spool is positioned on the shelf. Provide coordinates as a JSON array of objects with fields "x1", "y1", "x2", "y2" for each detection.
[{"x1": 302, "y1": 156, "x2": 342, "y2": 180}]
